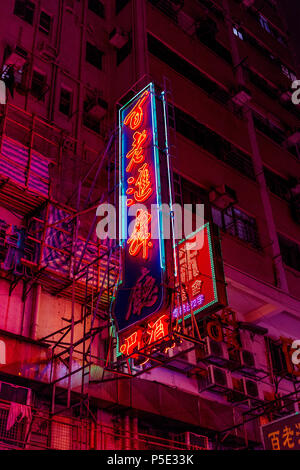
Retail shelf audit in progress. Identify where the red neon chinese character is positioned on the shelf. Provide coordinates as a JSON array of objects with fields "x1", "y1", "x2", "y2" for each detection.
[
  {"x1": 120, "y1": 330, "x2": 142, "y2": 357},
  {"x1": 147, "y1": 314, "x2": 169, "y2": 345},
  {"x1": 179, "y1": 245, "x2": 200, "y2": 284},
  {"x1": 127, "y1": 209, "x2": 152, "y2": 259},
  {"x1": 134, "y1": 163, "x2": 153, "y2": 203},
  {"x1": 126, "y1": 130, "x2": 148, "y2": 172},
  {"x1": 124, "y1": 90, "x2": 149, "y2": 130}
]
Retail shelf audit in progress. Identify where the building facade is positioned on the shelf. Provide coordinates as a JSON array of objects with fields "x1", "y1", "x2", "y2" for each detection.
[{"x1": 0, "y1": 0, "x2": 299, "y2": 450}]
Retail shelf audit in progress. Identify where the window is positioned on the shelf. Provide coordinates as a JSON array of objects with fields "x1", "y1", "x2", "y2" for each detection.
[
  {"x1": 116, "y1": 0, "x2": 130, "y2": 14},
  {"x1": 281, "y1": 65, "x2": 297, "y2": 82},
  {"x1": 278, "y1": 234, "x2": 300, "y2": 272},
  {"x1": 148, "y1": 0, "x2": 179, "y2": 22},
  {"x1": 31, "y1": 70, "x2": 47, "y2": 100},
  {"x1": 147, "y1": 34, "x2": 231, "y2": 108},
  {"x1": 14, "y1": 0, "x2": 35, "y2": 25},
  {"x1": 259, "y1": 14, "x2": 271, "y2": 33},
  {"x1": 86, "y1": 42, "x2": 103, "y2": 70},
  {"x1": 268, "y1": 339, "x2": 288, "y2": 376},
  {"x1": 253, "y1": 113, "x2": 285, "y2": 146},
  {"x1": 264, "y1": 168, "x2": 291, "y2": 201},
  {"x1": 196, "y1": 21, "x2": 232, "y2": 64},
  {"x1": 59, "y1": 87, "x2": 72, "y2": 116},
  {"x1": 116, "y1": 39, "x2": 132, "y2": 65},
  {"x1": 39, "y1": 11, "x2": 51, "y2": 35},
  {"x1": 212, "y1": 206, "x2": 260, "y2": 249},
  {"x1": 174, "y1": 107, "x2": 256, "y2": 180},
  {"x1": 247, "y1": 68, "x2": 278, "y2": 100},
  {"x1": 233, "y1": 26, "x2": 243, "y2": 40},
  {"x1": 88, "y1": 0, "x2": 105, "y2": 18},
  {"x1": 83, "y1": 99, "x2": 101, "y2": 134}
]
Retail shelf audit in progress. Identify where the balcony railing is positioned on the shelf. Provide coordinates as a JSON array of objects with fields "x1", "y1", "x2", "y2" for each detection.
[{"x1": 0, "y1": 399, "x2": 209, "y2": 450}]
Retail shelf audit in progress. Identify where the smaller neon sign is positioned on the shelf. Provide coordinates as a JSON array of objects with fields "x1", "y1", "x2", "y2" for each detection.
[{"x1": 118, "y1": 223, "x2": 227, "y2": 359}]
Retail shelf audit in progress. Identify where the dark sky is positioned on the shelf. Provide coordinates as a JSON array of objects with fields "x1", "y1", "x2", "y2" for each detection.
[{"x1": 279, "y1": 0, "x2": 300, "y2": 66}]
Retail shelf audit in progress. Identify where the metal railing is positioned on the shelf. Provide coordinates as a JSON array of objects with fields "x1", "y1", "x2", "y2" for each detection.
[{"x1": 0, "y1": 399, "x2": 209, "y2": 451}]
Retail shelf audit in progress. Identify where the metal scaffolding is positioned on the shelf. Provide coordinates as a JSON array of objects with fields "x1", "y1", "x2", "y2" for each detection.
[{"x1": 0, "y1": 89, "x2": 298, "y2": 449}]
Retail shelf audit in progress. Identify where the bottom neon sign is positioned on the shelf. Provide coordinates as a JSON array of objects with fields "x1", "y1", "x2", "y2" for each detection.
[{"x1": 118, "y1": 222, "x2": 227, "y2": 359}]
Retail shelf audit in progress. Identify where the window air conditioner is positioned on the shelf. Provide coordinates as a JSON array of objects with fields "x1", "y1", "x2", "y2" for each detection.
[
  {"x1": 38, "y1": 41, "x2": 57, "y2": 60},
  {"x1": 286, "y1": 130, "x2": 300, "y2": 146},
  {"x1": 198, "y1": 365, "x2": 231, "y2": 394},
  {"x1": 168, "y1": 340, "x2": 196, "y2": 373},
  {"x1": 4, "y1": 46, "x2": 27, "y2": 69},
  {"x1": 209, "y1": 184, "x2": 237, "y2": 210},
  {"x1": 175, "y1": 431, "x2": 209, "y2": 450},
  {"x1": 109, "y1": 28, "x2": 128, "y2": 49},
  {"x1": 243, "y1": 377, "x2": 261, "y2": 400},
  {"x1": 171, "y1": 0, "x2": 184, "y2": 11},
  {"x1": 280, "y1": 89, "x2": 292, "y2": 102},
  {"x1": 198, "y1": 336, "x2": 230, "y2": 368},
  {"x1": 0, "y1": 381, "x2": 32, "y2": 405},
  {"x1": 231, "y1": 86, "x2": 252, "y2": 106},
  {"x1": 242, "y1": 0, "x2": 255, "y2": 7}
]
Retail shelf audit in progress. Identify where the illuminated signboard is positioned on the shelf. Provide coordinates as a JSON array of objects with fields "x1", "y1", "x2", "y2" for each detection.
[
  {"x1": 117, "y1": 222, "x2": 227, "y2": 359},
  {"x1": 172, "y1": 223, "x2": 223, "y2": 320},
  {"x1": 114, "y1": 83, "x2": 166, "y2": 333},
  {"x1": 261, "y1": 413, "x2": 300, "y2": 450}
]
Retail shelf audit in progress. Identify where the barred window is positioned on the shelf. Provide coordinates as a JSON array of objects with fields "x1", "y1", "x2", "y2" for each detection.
[
  {"x1": 86, "y1": 42, "x2": 103, "y2": 70},
  {"x1": 14, "y1": 0, "x2": 35, "y2": 25},
  {"x1": 212, "y1": 206, "x2": 260, "y2": 249},
  {"x1": 278, "y1": 233, "x2": 300, "y2": 272}
]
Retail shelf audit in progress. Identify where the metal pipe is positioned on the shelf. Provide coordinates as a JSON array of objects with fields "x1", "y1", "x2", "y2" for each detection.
[
  {"x1": 29, "y1": 283, "x2": 41, "y2": 340},
  {"x1": 132, "y1": 0, "x2": 149, "y2": 81}
]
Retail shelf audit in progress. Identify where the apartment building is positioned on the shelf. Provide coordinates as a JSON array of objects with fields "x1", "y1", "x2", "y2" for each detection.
[{"x1": 0, "y1": 0, "x2": 299, "y2": 450}]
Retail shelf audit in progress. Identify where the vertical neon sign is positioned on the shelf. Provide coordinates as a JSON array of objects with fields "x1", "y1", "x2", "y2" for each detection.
[{"x1": 115, "y1": 83, "x2": 166, "y2": 333}]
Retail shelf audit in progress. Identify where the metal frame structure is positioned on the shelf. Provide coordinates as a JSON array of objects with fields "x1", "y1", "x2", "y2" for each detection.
[{"x1": 0, "y1": 90, "x2": 299, "y2": 448}]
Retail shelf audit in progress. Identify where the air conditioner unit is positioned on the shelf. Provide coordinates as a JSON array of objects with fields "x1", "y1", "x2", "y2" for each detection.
[
  {"x1": 175, "y1": 432, "x2": 209, "y2": 450},
  {"x1": 280, "y1": 89, "x2": 292, "y2": 102},
  {"x1": 286, "y1": 130, "x2": 300, "y2": 146},
  {"x1": 201, "y1": 337, "x2": 230, "y2": 368},
  {"x1": 231, "y1": 86, "x2": 252, "y2": 106},
  {"x1": 242, "y1": 0, "x2": 255, "y2": 7},
  {"x1": 171, "y1": 0, "x2": 184, "y2": 12},
  {"x1": 228, "y1": 376, "x2": 247, "y2": 403},
  {"x1": 279, "y1": 395, "x2": 296, "y2": 417},
  {"x1": 290, "y1": 180, "x2": 300, "y2": 197},
  {"x1": 168, "y1": 340, "x2": 196, "y2": 372},
  {"x1": 177, "y1": 10, "x2": 196, "y2": 35},
  {"x1": 84, "y1": 94, "x2": 108, "y2": 119},
  {"x1": 109, "y1": 28, "x2": 128, "y2": 49},
  {"x1": 0, "y1": 381, "x2": 32, "y2": 405},
  {"x1": 65, "y1": 0, "x2": 75, "y2": 13},
  {"x1": 243, "y1": 377, "x2": 261, "y2": 400},
  {"x1": 209, "y1": 184, "x2": 237, "y2": 210},
  {"x1": 198, "y1": 365, "x2": 231, "y2": 394},
  {"x1": 233, "y1": 349, "x2": 261, "y2": 377},
  {"x1": 38, "y1": 41, "x2": 57, "y2": 61},
  {"x1": 4, "y1": 46, "x2": 27, "y2": 69}
]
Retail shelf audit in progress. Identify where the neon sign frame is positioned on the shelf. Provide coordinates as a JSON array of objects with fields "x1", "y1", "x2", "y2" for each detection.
[{"x1": 115, "y1": 83, "x2": 167, "y2": 333}]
